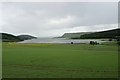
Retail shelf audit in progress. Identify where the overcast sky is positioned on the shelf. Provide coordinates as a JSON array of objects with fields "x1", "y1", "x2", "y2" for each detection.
[{"x1": 0, "y1": 2, "x2": 118, "y2": 37}]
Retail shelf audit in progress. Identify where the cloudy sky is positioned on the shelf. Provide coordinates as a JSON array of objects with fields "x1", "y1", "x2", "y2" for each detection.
[{"x1": 0, "y1": 2, "x2": 118, "y2": 37}]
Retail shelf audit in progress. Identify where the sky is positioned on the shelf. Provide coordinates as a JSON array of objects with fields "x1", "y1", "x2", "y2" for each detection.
[{"x1": 0, "y1": 2, "x2": 118, "y2": 37}]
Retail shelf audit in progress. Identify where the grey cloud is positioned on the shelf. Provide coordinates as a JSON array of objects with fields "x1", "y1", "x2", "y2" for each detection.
[{"x1": 1, "y1": 2, "x2": 118, "y2": 37}]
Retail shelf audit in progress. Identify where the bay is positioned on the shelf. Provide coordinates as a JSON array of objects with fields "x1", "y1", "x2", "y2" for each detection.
[{"x1": 18, "y1": 38, "x2": 109, "y2": 44}]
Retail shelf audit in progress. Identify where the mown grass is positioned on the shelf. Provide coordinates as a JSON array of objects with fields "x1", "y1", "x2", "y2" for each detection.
[{"x1": 2, "y1": 42, "x2": 118, "y2": 78}]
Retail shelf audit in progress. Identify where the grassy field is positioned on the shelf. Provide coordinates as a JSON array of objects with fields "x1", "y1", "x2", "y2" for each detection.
[{"x1": 2, "y1": 42, "x2": 118, "y2": 78}]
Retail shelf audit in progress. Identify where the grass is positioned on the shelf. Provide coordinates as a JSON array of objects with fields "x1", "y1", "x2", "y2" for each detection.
[{"x1": 2, "y1": 42, "x2": 118, "y2": 78}]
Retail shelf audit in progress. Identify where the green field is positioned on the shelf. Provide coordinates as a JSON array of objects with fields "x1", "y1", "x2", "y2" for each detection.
[{"x1": 2, "y1": 42, "x2": 118, "y2": 78}]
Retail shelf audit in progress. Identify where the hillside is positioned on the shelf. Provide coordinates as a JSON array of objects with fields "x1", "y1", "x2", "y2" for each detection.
[
  {"x1": 0, "y1": 33, "x2": 37, "y2": 42},
  {"x1": 61, "y1": 32, "x2": 92, "y2": 38},
  {"x1": 17, "y1": 35, "x2": 37, "y2": 40},
  {"x1": 0, "y1": 33, "x2": 24, "y2": 42},
  {"x1": 80, "y1": 28, "x2": 120, "y2": 39}
]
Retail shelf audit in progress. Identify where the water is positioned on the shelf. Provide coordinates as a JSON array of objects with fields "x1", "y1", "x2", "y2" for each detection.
[{"x1": 18, "y1": 38, "x2": 109, "y2": 44}]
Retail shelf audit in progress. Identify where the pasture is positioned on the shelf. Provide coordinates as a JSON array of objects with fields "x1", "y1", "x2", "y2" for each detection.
[{"x1": 2, "y1": 42, "x2": 118, "y2": 78}]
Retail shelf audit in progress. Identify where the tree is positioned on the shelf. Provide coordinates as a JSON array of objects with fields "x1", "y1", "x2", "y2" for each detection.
[
  {"x1": 94, "y1": 41, "x2": 98, "y2": 45},
  {"x1": 90, "y1": 41, "x2": 95, "y2": 46},
  {"x1": 71, "y1": 42, "x2": 73, "y2": 44},
  {"x1": 90, "y1": 41, "x2": 99, "y2": 46},
  {"x1": 109, "y1": 38, "x2": 112, "y2": 41},
  {"x1": 115, "y1": 36, "x2": 120, "y2": 45}
]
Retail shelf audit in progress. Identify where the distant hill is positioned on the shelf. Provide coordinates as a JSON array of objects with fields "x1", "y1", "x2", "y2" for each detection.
[
  {"x1": 17, "y1": 35, "x2": 37, "y2": 40},
  {"x1": 0, "y1": 33, "x2": 37, "y2": 42},
  {"x1": 61, "y1": 32, "x2": 92, "y2": 38},
  {"x1": 0, "y1": 33, "x2": 23, "y2": 42},
  {"x1": 80, "y1": 28, "x2": 120, "y2": 39}
]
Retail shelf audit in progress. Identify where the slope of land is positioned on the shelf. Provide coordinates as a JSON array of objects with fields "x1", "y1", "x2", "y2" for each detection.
[
  {"x1": 0, "y1": 33, "x2": 23, "y2": 42},
  {"x1": 0, "y1": 33, "x2": 37, "y2": 42},
  {"x1": 17, "y1": 35, "x2": 37, "y2": 40},
  {"x1": 80, "y1": 28, "x2": 120, "y2": 39},
  {"x1": 61, "y1": 32, "x2": 92, "y2": 38}
]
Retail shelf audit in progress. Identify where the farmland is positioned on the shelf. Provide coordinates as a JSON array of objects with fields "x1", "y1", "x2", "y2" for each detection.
[{"x1": 2, "y1": 42, "x2": 118, "y2": 78}]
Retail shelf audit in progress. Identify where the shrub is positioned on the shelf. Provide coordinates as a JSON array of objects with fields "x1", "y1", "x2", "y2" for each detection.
[{"x1": 109, "y1": 38, "x2": 112, "y2": 41}]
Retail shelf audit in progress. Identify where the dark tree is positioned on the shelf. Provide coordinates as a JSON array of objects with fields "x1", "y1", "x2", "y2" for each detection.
[
  {"x1": 109, "y1": 38, "x2": 112, "y2": 41},
  {"x1": 94, "y1": 41, "x2": 98, "y2": 45},
  {"x1": 90, "y1": 41, "x2": 95, "y2": 46},
  {"x1": 115, "y1": 36, "x2": 120, "y2": 45},
  {"x1": 90, "y1": 41, "x2": 99, "y2": 46},
  {"x1": 71, "y1": 42, "x2": 73, "y2": 44}
]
